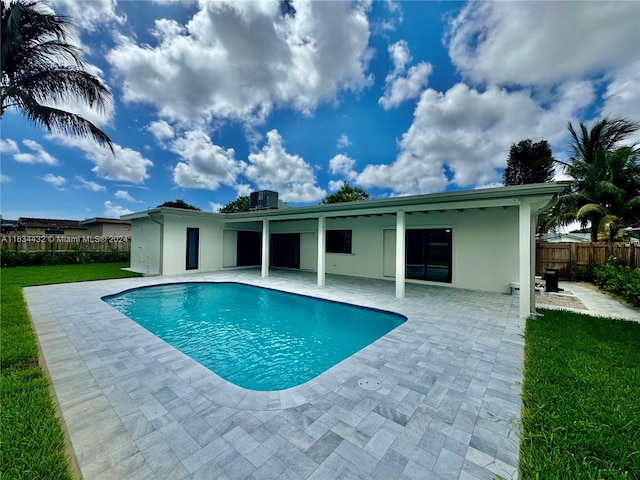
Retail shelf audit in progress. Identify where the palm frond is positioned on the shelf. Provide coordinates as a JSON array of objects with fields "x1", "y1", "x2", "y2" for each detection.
[
  {"x1": 1, "y1": 0, "x2": 113, "y2": 152},
  {"x1": 17, "y1": 66, "x2": 112, "y2": 112},
  {"x1": 576, "y1": 203, "x2": 608, "y2": 220}
]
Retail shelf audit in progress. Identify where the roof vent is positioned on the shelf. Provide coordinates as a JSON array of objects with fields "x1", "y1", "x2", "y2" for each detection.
[{"x1": 250, "y1": 191, "x2": 279, "y2": 210}]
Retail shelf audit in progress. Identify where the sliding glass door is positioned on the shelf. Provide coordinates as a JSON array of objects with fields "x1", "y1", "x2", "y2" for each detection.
[{"x1": 406, "y1": 228, "x2": 452, "y2": 283}]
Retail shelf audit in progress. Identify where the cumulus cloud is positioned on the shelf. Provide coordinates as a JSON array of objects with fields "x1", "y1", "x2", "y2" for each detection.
[
  {"x1": 104, "y1": 201, "x2": 133, "y2": 217},
  {"x1": 41, "y1": 173, "x2": 67, "y2": 190},
  {"x1": 106, "y1": 0, "x2": 373, "y2": 125},
  {"x1": 358, "y1": 82, "x2": 594, "y2": 195},
  {"x1": 329, "y1": 153, "x2": 357, "y2": 179},
  {"x1": 115, "y1": 190, "x2": 137, "y2": 202},
  {"x1": 75, "y1": 175, "x2": 106, "y2": 192},
  {"x1": 1, "y1": 139, "x2": 58, "y2": 165},
  {"x1": 379, "y1": 40, "x2": 432, "y2": 109},
  {"x1": 0, "y1": 174, "x2": 10, "y2": 183},
  {"x1": 601, "y1": 60, "x2": 640, "y2": 145},
  {"x1": 51, "y1": 136, "x2": 153, "y2": 184},
  {"x1": 147, "y1": 120, "x2": 175, "y2": 143},
  {"x1": 49, "y1": 0, "x2": 124, "y2": 32},
  {"x1": 245, "y1": 129, "x2": 325, "y2": 202},
  {"x1": 447, "y1": 1, "x2": 640, "y2": 86},
  {"x1": 336, "y1": 134, "x2": 351, "y2": 149},
  {"x1": 171, "y1": 129, "x2": 244, "y2": 190},
  {"x1": 209, "y1": 202, "x2": 223, "y2": 213}
]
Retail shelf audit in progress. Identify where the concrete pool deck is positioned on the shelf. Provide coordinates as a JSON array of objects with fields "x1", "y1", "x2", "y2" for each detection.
[{"x1": 26, "y1": 270, "x2": 526, "y2": 480}]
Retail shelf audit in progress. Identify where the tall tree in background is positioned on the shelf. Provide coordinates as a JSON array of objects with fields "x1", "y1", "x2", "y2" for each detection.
[
  {"x1": 321, "y1": 182, "x2": 370, "y2": 204},
  {"x1": 1, "y1": 0, "x2": 113, "y2": 150},
  {"x1": 219, "y1": 196, "x2": 250, "y2": 213},
  {"x1": 158, "y1": 199, "x2": 201, "y2": 210},
  {"x1": 556, "y1": 117, "x2": 640, "y2": 241},
  {"x1": 503, "y1": 139, "x2": 555, "y2": 186}
]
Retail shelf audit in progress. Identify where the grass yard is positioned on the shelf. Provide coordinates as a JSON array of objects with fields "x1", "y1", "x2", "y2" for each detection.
[
  {"x1": 521, "y1": 308, "x2": 640, "y2": 479},
  {"x1": 0, "y1": 263, "x2": 141, "y2": 480}
]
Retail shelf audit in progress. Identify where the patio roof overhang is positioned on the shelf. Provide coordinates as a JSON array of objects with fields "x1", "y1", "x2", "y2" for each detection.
[{"x1": 121, "y1": 182, "x2": 567, "y2": 223}]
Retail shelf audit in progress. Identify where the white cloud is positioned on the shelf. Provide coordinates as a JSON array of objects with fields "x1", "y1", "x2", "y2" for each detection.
[
  {"x1": 329, "y1": 154, "x2": 357, "y2": 179},
  {"x1": 90, "y1": 145, "x2": 153, "y2": 183},
  {"x1": 0, "y1": 139, "x2": 18, "y2": 154},
  {"x1": 147, "y1": 120, "x2": 175, "y2": 143},
  {"x1": 171, "y1": 129, "x2": 244, "y2": 190},
  {"x1": 235, "y1": 184, "x2": 252, "y2": 197},
  {"x1": 379, "y1": 40, "x2": 432, "y2": 109},
  {"x1": 104, "y1": 201, "x2": 133, "y2": 217},
  {"x1": 336, "y1": 134, "x2": 351, "y2": 149},
  {"x1": 209, "y1": 202, "x2": 223, "y2": 213},
  {"x1": 51, "y1": 136, "x2": 153, "y2": 184},
  {"x1": 245, "y1": 129, "x2": 325, "y2": 202},
  {"x1": 115, "y1": 190, "x2": 137, "y2": 202},
  {"x1": 75, "y1": 175, "x2": 106, "y2": 192},
  {"x1": 106, "y1": 0, "x2": 373, "y2": 125},
  {"x1": 1, "y1": 139, "x2": 58, "y2": 165},
  {"x1": 358, "y1": 82, "x2": 594, "y2": 195},
  {"x1": 49, "y1": 0, "x2": 124, "y2": 32},
  {"x1": 601, "y1": 59, "x2": 640, "y2": 145},
  {"x1": 328, "y1": 179, "x2": 346, "y2": 192},
  {"x1": 0, "y1": 174, "x2": 10, "y2": 183},
  {"x1": 447, "y1": 1, "x2": 640, "y2": 87},
  {"x1": 41, "y1": 173, "x2": 67, "y2": 190}
]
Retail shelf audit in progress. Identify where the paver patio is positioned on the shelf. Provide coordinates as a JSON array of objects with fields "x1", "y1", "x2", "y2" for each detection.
[{"x1": 25, "y1": 269, "x2": 524, "y2": 479}]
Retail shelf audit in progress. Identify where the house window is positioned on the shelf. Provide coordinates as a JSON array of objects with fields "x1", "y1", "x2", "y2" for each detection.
[
  {"x1": 326, "y1": 230, "x2": 352, "y2": 254},
  {"x1": 406, "y1": 228, "x2": 452, "y2": 283},
  {"x1": 186, "y1": 228, "x2": 199, "y2": 270}
]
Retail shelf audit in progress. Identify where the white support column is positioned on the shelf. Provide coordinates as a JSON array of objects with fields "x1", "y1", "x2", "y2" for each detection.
[
  {"x1": 395, "y1": 211, "x2": 406, "y2": 299},
  {"x1": 518, "y1": 201, "x2": 533, "y2": 318},
  {"x1": 317, "y1": 216, "x2": 326, "y2": 286},
  {"x1": 261, "y1": 219, "x2": 270, "y2": 278}
]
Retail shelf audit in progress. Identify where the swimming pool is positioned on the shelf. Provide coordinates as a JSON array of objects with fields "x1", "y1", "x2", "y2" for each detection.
[{"x1": 103, "y1": 282, "x2": 406, "y2": 391}]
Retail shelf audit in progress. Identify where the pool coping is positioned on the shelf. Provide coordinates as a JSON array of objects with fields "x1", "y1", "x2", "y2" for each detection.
[{"x1": 26, "y1": 269, "x2": 524, "y2": 479}]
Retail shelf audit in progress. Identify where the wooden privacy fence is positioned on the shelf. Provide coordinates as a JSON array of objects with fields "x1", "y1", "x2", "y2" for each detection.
[
  {"x1": 536, "y1": 242, "x2": 640, "y2": 279},
  {"x1": 0, "y1": 235, "x2": 130, "y2": 253}
]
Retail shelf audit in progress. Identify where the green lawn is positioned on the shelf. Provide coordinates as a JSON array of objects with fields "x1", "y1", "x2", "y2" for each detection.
[
  {"x1": 521, "y1": 308, "x2": 640, "y2": 479},
  {"x1": 0, "y1": 263, "x2": 140, "y2": 480}
]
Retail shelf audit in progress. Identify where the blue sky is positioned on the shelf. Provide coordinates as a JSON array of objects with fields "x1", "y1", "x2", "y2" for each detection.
[{"x1": 1, "y1": 0, "x2": 639, "y2": 220}]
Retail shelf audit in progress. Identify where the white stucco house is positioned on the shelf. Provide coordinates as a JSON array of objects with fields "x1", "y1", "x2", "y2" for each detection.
[{"x1": 122, "y1": 182, "x2": 566, "y2": 318}]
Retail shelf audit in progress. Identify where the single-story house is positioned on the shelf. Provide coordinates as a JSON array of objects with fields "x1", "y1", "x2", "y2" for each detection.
[
  {"x1": 17, "y1": 217, "x2": 88, "y2": 236},
  {"x1": 122, "y1": 182, "x2": 566, "y2": 318},
  {"x1": 80, "y1": 217, "x2": 131, "y2": 237}
]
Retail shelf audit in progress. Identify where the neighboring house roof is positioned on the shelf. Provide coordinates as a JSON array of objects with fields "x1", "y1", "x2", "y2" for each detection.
[
  {"x1": 542, "y1": 232, "x2": 591, "y2": 243},
  {"x1": 80, "y1": 217, "x2": 131, "y2": 226},
  {"x1": 18, "y1": 217, "x2": 87, "y2": 230},
  {"x1": 122, "y1": 182, "x2": 568, "y2": 221}
]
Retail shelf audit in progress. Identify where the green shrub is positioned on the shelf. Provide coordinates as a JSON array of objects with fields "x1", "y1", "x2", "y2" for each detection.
[
  {"x1": 569, "y1": 264, "x2": 596, "y2": 282},
  {"x1": 594, "y1": 257, "x2": 640, "y2": 307},
  {"x1": 0, "y1": 248, "x2": 129, "y2": 267}
]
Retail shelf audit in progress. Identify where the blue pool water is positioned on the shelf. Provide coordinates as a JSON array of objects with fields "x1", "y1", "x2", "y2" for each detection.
[{"x1": 103, "y1": 282, "x2": 405, "y2": 391}]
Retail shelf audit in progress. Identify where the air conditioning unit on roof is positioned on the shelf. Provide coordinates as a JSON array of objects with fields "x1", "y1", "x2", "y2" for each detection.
[{"x1": 250, "y1": 190, "x2": 279, "y2": 210}]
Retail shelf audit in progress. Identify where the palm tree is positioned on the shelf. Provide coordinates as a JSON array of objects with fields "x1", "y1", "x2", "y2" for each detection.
[
  {"x1": 558, "y1": 117, "x2": 640, "y2": 241},
  {"x1": 1, "y1": 0, "x2": 113, "y2": 150}
]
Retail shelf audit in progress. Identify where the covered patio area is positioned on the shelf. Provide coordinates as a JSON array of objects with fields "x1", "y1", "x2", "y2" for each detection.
[{"x1": 26, "y1": 269, "x2": 524, "y2": 479}]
